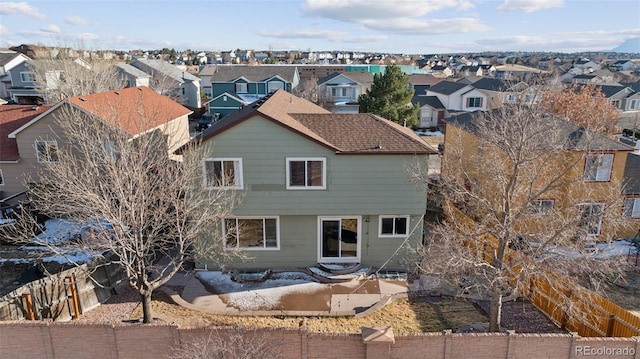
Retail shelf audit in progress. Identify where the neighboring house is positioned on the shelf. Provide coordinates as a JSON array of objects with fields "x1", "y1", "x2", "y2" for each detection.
[
  {"x1": 623, "y1": 91, "x2": 640, "y2": 113},
  {"x1": 198, "y1": 65, "x2": 299, "y2": 118},
  {"x1": 471, "y1": 78, "x2": 531, "y2": 109},
  {"x1": 425, "y1": 81, "x2": 475, "y2": 112},
  {"x1": 0, "y1": 104, "x2": 52, "y2": 203},
  {"x1": 3, "y1": 56, "x2": 45, "y2": 105},
  {"x1": 408, "y1": 74, "x2": 443, "y2": 96},
  {"x1": 621, "y1": 153, "x2": 640, "y2": 238},
  {"x1": 457, "y1": 65, "x2": 483, "y2": 78},
  {"x1": 494, "y1": 64, "x2": 551, "y2": 82},
  {"x1": 0, "y1": 50, "x2": 32, "y2": 100},
  {"x1": 185, "y1": 89, "x2": 436, "y2": 270},
  {"x1": 611, "y1": 60, "x2": 636, "y2": 72},
  {"x1": 116, "y1": 63, "x2": 151, "y2": 88},
  {"x1": 131, "y1": 59, "x2": 202, "y2": 110},
  {"x1": 411, "y1": 95, "x2": 446, "y2": 129},
  {"x1": 316, "y1": 71, "x2": 373, "y2": 113},
  {"x1": 2, "y1": 86, "x2": 192, "y2": 202},
  {"x1": 443, "y1": 109, "x2": 635, "y2": 240},
  {"x1": 585, "y1": 84, "x2": 636, "y2": 112},
  {"x1": 429, "y1": 65, "x2": 454, "y2": 78}
]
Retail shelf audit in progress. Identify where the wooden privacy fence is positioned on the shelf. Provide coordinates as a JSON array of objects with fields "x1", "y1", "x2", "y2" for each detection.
[
  {"x1": 445, "y1": 202, "x2": 640, "y2": 337},
  {"x1": 0, "y1": 261, "x2": 125, "y2": 322}
]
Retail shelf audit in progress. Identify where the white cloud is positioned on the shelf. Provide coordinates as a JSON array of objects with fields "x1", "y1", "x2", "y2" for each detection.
[
  {"x1": 40, "y1": 24, "x2": 60, "y2": 33},
  {"x1": 65, "y1": 15, "x2": 88, "y2": 25},
  {"x1": 362, "y1": 17, "x2": 490, "y2": 34},
  {"x1": 0, "y1": 1, "x2": 45, "y2": 19},
  {"x1": 0, "y1": 24, "x2": 7, "y2": 36},
  {"x1": 302, "y1": 0, "x2": 474, "y2": 21},
  {"x1": 497, "y1": 0, "x2": 564, "y2": 13},
  {"x1": 259, "y1": 29, "x2": 346, "y2": 40},
  {"x1": 258, "y1": 29, "x2": 388, "y2": 45}
]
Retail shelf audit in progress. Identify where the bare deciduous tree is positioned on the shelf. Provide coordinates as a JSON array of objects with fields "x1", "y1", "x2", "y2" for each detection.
[
  {"x1": 420, "y1": 102, "x2": 632, "y2": 332},
  {"x1": 13, "y1": 101, "x2": 241, "y2": 323},
  {"x1": 30, "y1": 44, "x2": 124, "y2": 104}
]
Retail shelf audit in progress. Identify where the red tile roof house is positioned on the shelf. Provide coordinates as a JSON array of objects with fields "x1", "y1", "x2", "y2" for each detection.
[
  {"x1": 182, "y1": 89, "x2": 437, "y2": 271},
  {"x1": 0, "y1": 86, "x2": 192, "y2": 207}
]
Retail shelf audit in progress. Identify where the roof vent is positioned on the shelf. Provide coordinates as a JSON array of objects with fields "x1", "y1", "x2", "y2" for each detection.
[
  {"x1": 79, "y1": 97, "x2": 86, "y2": 102},
  {"x1": 114, "y1": 91, "x2": 120, "y2": 95},
  {"x1": 31, "y1": 106, "x2": 39, "y2": 111},
  {"x1": 375, "y1": 142, "x2": 382, "y2": 150}
]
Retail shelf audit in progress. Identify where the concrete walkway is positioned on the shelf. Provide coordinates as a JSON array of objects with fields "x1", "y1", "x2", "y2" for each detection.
[{"x1": 159, "y1": 270, "x2": 414, "y2": 317}]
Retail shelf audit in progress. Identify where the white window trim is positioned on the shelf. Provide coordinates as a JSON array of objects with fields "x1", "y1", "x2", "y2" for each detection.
[
  {"x1": 235, "y1": 82, "x2": 248, "y2": 93},
  {"x1": 35, "y1": 140, "x2": 59, "y2": 163},
  {"x1": 0, "y1": 169, "x2": 4, "y2": 186},
  {"x1": 286, "y1": 157, "x2": 326, "y2": 190},
  {"x1": 223, "y1": 216, "x2": 280, "y2": 250},
  {"x1": 583, "y1": 153, "x2": 613, "y2": 182},
  {"x1": 267, "y1": 81, "x2": 284, "y2": 92},
  {"x1": 577, "y1": 202, "x2": 604, "y2": 236},
  {"x1": 623, "y1": 198, "x2": 640, "y2": 219},
  {"x1": 378, "y1": 215, "x2": 410, "y2": 237},
  {"x1": 317, "y1": 216, "x2": 361, "y2": 263},
  {"x1": 203, "y1": 158, "x2": 243, "y2": 190},
  {"x1": 20, "y1": 71, "x2": 35, "y2": 82}
]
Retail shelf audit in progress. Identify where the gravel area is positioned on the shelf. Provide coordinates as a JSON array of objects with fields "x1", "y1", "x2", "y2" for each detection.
[{"x1": 75, "y1": 284, "x2": 141, "y2": 325}]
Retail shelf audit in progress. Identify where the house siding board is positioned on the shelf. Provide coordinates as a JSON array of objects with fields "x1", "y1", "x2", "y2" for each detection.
[
  {"x1": 203, "y1": 117, "x2": 426, "y2": 216},
  {"x1": 196, "y1": 116, "x2": 426, "y2": 269}
]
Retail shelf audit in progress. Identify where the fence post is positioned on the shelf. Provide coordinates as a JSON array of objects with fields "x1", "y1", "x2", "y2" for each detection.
[
  {"x1": 22, "y1": 293, "x2": 35, "y2": 320},
  {"x1": 606, "y1": 314, "x2": 616, "y2": 337},
  {"x1": 67, "y1": 274, "x2": 80, "y2": 320}
]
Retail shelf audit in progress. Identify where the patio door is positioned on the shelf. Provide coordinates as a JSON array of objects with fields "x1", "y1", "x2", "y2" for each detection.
[{"x1": 318, "y1": 217, "x2": 360, "y2": 263}]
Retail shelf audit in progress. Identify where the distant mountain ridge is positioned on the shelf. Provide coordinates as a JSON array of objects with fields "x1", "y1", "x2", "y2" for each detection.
[{"x1": 612, "y1": 38, "x2": 640, "y2": 53}]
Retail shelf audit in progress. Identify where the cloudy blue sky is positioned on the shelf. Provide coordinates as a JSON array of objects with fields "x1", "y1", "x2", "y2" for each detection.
[{"x1": 1, "y1": 0, "x2": 639, "y2": 54}]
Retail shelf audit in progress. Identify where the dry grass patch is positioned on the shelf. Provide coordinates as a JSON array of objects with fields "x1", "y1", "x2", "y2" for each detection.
[{"x1": 136, "y1": 292, "x2": 488, "y2": 334}]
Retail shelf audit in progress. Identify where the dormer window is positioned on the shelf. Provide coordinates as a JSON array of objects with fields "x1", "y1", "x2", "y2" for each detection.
[
  {"x1": 235, "y1": 83, "x2": 248, "y2": 93},
  {"x1": 20, "y1": 72, "x2": 36, "y2": 82}
]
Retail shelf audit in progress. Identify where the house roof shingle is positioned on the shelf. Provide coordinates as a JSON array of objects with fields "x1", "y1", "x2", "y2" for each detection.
[
  {"x1": 0, "y1": 105, "x2": 51, "y2": 161},
  {"x1": 194, "y1": 89, "x2": 436, "y2": 155},
  {"x1": 445, "y1": 108, "x2": 634, "y2": 152},
  {"x1": 472, "y1": 78, "x2": 508, "y2": 92},
  {"x1": 427, "y1": 81, "x2": 469, "y2": 95},
  {"x1": 67, "y1": 86, "x2": 192, "y2": 136},
  {"x1": 199, "y1": 64, "x2": 298, "y2": 83},
  {"x1": 411, "y1": 95, "x2": 445, "y2": 109},
  {"x1": 132, "y1": 59, "x2": 199, "y2": 83}
]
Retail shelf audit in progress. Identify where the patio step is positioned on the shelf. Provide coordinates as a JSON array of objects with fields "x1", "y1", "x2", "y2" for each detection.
[{"x1": 306, "y1": 263, "x2": 371, "y2": 283}]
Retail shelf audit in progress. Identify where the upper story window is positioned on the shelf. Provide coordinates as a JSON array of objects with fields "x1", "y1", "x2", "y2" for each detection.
[
  {"x1": 466, "y1": 97, "x2": 483, "y2": 108},
  {"x1": 507, "y1": 94, "x2": 516, "y2": 102},
  {"x1": 583, "y1": 153, "x2": 613, "y2": 182},
  {"x1": 0, "y1": 169, "x2": 4, "y2": 186},
  {"x1": 330, "y1": 87, "x2": 351, "y2": 98},
  {"x1": 610, "y1": 99, "x2": 621, "y2": 109},
  {"x1": 235, "y1": 83, "x2": 248, "y2": 93},
  {"x1": 286, "y1": 158, "x2": 326, "y2": 190},
  {"x1": 20, "y1": 72, "x2": 35, "y2": 82},
  {"x1": 267, "y1": 81, "x2": 284, "y2": 93},
  {"x1": 203, "y1": 158, "x2": 243, "y2": 189},
  {"x1": 379, "y1": 216, "x2": 409, "y2": 237},
  {"x1": 623, "y1": 198, "x2": 640, "y2": 219},
  {"x1": 35, "y1": 140, "x2": 59, "y2": 163}
]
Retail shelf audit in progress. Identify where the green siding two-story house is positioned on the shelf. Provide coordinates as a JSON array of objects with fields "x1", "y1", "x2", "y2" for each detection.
[{"x1": 189, "y1": 90, "x2": 436, "y2": 271}]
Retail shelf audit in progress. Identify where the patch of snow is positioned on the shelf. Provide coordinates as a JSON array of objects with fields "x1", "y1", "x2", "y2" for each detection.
[
  {"x1": 415, "y1": 130, "x2": 444, "y2": 136},
  {"x1": 308, "y1": 266, "x2": 369, "y2": 278},
  {"x1": 33, "y1": 219, "x2": 83, "y2": 244},
  {"x1": 196, "y1": 270, "x2": 326, "y2": 311}
]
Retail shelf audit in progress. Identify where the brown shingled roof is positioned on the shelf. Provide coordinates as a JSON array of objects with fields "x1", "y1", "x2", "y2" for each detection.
[
  {"x1": 292, "y1": 113, "x2": 436, "y2": 154},
  {"x1": 67, "y1": 86, "x2": 192, "y2": 136},
  {"x1": 192, "y1": 89, "x2": 435, "y2": 155},
  {"x1": 0, "y1": 105, "x2": 51, "y2": 161}
]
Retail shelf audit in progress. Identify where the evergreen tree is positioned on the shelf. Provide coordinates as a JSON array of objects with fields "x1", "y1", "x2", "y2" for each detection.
[{"x1": 358, "y1": 64, "x2": 418, "y2": 127}]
